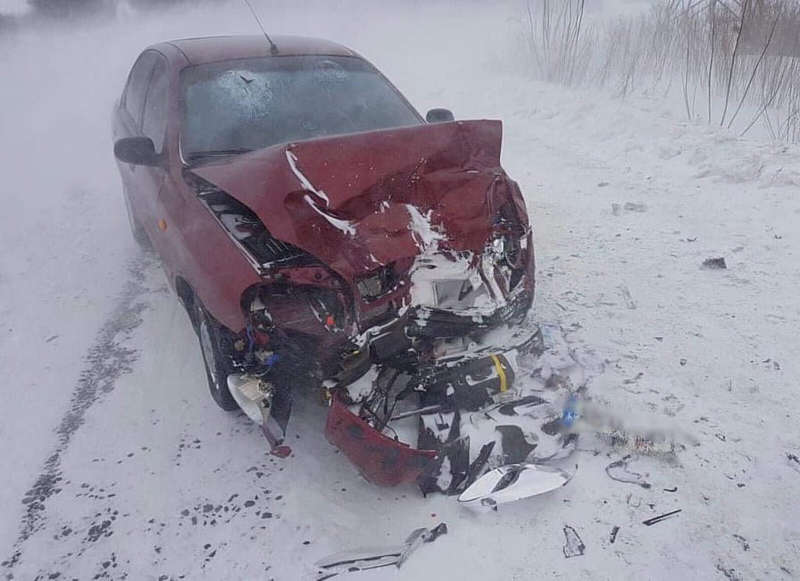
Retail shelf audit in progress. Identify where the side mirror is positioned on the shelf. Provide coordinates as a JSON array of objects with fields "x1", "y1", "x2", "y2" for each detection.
[
  {"x1": 426, "y1": 108, "x2": 455, "y2": 124},
  {"x1": 114, "y1": 136, "x2": 161, "y2": 166}
]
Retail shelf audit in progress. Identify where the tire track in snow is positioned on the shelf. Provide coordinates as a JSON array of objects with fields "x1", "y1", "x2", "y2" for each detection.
[{"x1": 2, "y1": 254, "x2": 155, "y2": 575}]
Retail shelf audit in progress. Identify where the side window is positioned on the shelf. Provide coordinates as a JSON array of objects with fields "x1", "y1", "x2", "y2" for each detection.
[
  {"x1": 142, "y1": 56, "x2": 169, "y2": 153},
  {"x1": 123, "y1": 51, "x2": 157, "y2": 129}
]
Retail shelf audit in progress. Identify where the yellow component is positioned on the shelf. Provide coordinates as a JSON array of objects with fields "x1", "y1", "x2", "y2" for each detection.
[
  {"x1": 490, "y1": 354, "x2": 508, "y2": 393},
  {"x1": 157, "y1": 219, "x2": 167, "y2": 231}
]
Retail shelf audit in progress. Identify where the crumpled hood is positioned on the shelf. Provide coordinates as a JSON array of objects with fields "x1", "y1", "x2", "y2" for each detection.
[{"x1": 193, "y1": 120, "x2": 522, "y2": 281}]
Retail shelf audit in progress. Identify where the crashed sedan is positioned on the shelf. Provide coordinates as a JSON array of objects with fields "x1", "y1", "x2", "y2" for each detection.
[{"x1": 113, "y1": 35, "x2": 564, "y2": 498}]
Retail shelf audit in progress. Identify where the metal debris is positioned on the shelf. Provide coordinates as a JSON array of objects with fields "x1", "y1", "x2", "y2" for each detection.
[
  {"x1": 642, "y1": 509, "x2": 682, "y2": 526},
  {"x1": 314, "y1": 523, "x2": 448, "y2": 580}
]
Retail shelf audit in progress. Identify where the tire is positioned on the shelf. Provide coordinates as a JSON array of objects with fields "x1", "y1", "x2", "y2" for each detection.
[
  {"x1": 195, "y1": 302, "x2": 239, "y2": 412},
  {"x1": 122, "y1": 188, "x2": 152, "y2": 250}
]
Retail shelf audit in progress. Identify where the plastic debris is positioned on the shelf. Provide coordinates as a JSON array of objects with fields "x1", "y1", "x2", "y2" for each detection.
[
  {"x1": 609, "y1": 526, "x2": 620, "y2": 544},
  {"x1": 605, "y1": 457, "x2": 651, "y2": 489},
  {"x1": 314, "y1": 523, "x2": 448, "y2": 580},
  {"x1": 701, "y1": 257, "x2": 727, "y2": 270},
  {"x1": 458, "y1": 464, "x2": 573, "y2": 509},
  {"x1": 642, "y1": 509, "x2": 682, "y2": 526},
  {"x1": 562, "y1": 525, "x2": 585, "y2": 558}
]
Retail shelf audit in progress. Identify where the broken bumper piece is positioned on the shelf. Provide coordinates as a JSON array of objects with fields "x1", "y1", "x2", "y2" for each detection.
[
  {"x1": 325, "y1": 393, "x2": 436, "y2": 487},
  {"x1": 324, "y1": 326, "x2": 549, "y2": 488},
  {"x1": 458, "y1": 463, "x2": 573, "y2": 509}
]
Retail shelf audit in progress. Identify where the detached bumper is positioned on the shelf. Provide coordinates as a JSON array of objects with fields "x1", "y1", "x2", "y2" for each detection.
[{"x1": 325, "y1": 393, "x2": 437, "y2": 486}]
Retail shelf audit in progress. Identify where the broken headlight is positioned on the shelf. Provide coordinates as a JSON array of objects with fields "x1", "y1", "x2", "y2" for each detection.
[
  {"x1": 356, "y1": 265, "x2": 396, "y2": 302},
  {"x1": 491, "y1": 232, "x2": 523, "y2": 270}
]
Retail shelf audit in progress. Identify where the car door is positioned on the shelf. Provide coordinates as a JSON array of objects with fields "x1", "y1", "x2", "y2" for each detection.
[
  {"x1": 114, "y1": 50, "x2": 159, "y2": 232},
  {"x1": 136, "y1": 53, "x2": 177, "y2": 267}
]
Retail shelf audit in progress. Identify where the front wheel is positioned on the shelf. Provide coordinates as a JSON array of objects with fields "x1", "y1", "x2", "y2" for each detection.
[{"x1": 195, "y1": 303, "x2": 239, "y2": 411}]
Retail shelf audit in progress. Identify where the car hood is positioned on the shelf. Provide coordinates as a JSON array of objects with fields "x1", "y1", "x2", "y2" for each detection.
[{"x1": 192, "y1": 120, "x2": 519, "y2": 281}]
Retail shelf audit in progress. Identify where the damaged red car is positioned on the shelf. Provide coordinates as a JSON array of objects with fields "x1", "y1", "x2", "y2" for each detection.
[{"x1": 113, "y1": 35, "x2": 540, "y2": 490}]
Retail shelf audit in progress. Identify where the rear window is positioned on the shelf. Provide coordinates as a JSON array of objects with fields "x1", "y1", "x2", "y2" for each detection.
[{"x1": 180, "y1": 55, "x2": 422, "y2": 159}]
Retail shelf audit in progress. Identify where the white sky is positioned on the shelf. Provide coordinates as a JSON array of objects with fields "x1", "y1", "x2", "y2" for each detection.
[{"x1": 0, "y1": 0, "x2": 29, "y2": 15}]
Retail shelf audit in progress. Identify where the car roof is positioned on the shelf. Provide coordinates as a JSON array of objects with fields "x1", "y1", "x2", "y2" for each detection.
[{"x1": 155, "y1": 34, "x2": 357, "y2": 66}]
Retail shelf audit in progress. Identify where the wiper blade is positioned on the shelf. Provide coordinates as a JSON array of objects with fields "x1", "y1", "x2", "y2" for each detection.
[{"x1": 186, "y1": 148, "x2": 254, "y2": 163}]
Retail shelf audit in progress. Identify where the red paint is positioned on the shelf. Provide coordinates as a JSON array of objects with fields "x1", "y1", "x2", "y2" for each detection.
[
  {"x1": 194, "y1": 120, "x2": 508, "y2": 282},
  {"x1": 325, "y1": 393, "x2": 437, "y2": 486}
]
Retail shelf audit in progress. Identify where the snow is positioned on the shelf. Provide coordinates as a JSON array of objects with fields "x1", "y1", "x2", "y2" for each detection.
[
  {"x1": 1, "y1": 1, "x2": 799, "y2": 580},
  {"x1": 405, "y1": 205, "x2": 444, "y2": 249},
  {"x1": 286, "y1": 150, "x2": 332, "y2": 207},
  {"x1": 286, "y1": 149, "x2": 357, "y2": 237}
]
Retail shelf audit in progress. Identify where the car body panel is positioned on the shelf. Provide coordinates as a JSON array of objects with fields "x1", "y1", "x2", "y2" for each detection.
[{"x1": 192, "y1": 119, "x2": 511, "y2": 282}]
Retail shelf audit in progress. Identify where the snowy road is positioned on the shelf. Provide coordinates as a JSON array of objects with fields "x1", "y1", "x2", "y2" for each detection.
[{"x1": 2, "y1": 3, "x2": 800, "y2": 580}]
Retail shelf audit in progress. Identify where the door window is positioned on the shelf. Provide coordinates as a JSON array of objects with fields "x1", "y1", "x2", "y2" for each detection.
[
  {"x1": 123, "y1": 51, "x2": 158, "y2": 129},
  {"x1": 142, "y1": 56, "x2": 169, "y2": 153}
]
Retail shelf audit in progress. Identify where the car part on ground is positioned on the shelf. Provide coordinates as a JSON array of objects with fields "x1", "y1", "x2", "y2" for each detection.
[
  {"x1": 457, "y1": 463, "x2": 574, "y2": 509},
  {"x1": 314, "y1": 522, "x2": 448, "y2": 580}
]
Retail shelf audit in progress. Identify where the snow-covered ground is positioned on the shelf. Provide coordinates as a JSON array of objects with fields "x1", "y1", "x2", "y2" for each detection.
[{"x1": 1, "y1": 1, "x2": 798, "y2": 579}]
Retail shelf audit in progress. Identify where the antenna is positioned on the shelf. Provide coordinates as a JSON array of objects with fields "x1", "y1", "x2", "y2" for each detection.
[{"x1": 242, "y1": 0, "x2": 279, "y2": 55}]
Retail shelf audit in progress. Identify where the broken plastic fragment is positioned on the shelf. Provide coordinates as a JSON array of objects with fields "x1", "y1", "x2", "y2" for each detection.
[
  {"x1": 562, "y1": 525, "x2": 585, "y2": 558},
  {"x1": 314, "y1": 522, "x2": 447, "y2": 580},
  {"x1": 457, "y1": 463, "x2": 572, "y2": 508},
  {"x1": 642, "y1": 509, "x2": 682, "y2": 526}
]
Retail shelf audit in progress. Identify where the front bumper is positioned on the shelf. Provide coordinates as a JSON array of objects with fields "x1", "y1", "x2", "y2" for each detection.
[{"x1": 324, "y1": 323, "x2": 544, "y2": 487}]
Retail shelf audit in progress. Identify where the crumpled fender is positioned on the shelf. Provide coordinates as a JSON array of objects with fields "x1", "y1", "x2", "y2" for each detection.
[{"x1": 192, "y1": 120, "x2": 519, "y2": 282}]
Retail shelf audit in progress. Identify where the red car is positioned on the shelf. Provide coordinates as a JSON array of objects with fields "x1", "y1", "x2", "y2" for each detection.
[{"x1": 113, "y1": 35, "x2": 537, "y2": 488}]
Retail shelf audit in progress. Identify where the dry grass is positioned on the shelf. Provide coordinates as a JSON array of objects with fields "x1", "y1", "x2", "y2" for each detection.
[{"x1": 522, "y1": 0, "x2": 800, "y2": 142}]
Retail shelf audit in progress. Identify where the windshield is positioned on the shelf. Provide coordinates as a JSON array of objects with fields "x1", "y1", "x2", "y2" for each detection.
[{"x1": 180, "y1": 55, "x2": 422, "y2": 160}]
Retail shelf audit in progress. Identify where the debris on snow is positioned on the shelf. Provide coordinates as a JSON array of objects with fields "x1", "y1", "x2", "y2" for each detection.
[
  {"x1": 314, "y1": 523, "x2": 448, "y2": 579},
  {"x1": 605, "y1": 457, "x2": 652, "y2": 489},
  {"x1": 457, "y1": 464, "x2": 573, "y2": 509},
  {"x1": 701, "y1": 257, "x2": 727, "y2": 270},
  {"x1": 623, "y1": 202, "x2": 647, "y2": 213},
  {"x1": 611, "y1": 202, "x2": 647, "y2": 215},
  {"x1": 642, "y1": 509, "x2": 682, "y2": 526},
  {"x1": 609, "y1": 526, "x2": 620, "y2": 544},
  {"x1": 562, "y1": 526, "x2": 585, "y2": 558},
  {"x1": 732, "y1": 534, "x2": 750, "y2": 552},
  {"x1": 618, "y1": 284, "x2": 636, "y2": 310}
]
